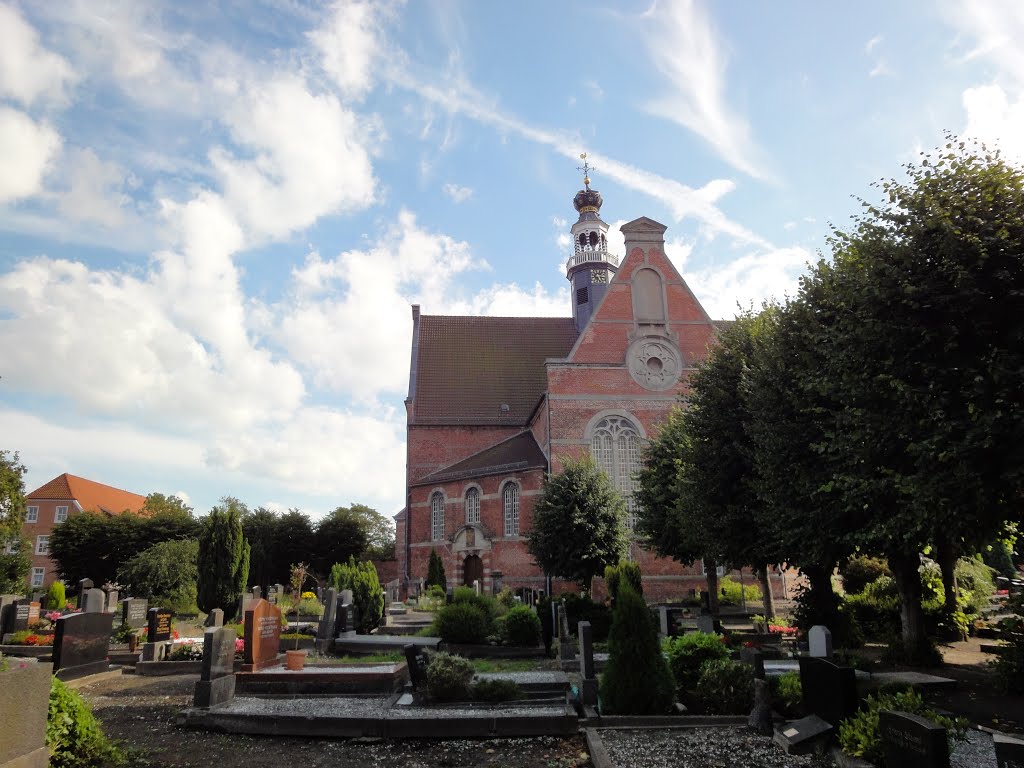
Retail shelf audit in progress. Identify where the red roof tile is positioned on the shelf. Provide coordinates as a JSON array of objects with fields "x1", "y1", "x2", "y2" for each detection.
[
  {"x1": 412, "y1": 315, "x2": 577, "y2": 425},
  {"x1": 27, "y1": 473, "x2": 148, "y2": 516}
]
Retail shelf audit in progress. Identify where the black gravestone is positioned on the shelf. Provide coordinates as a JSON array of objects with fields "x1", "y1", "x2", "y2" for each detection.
[
  {"x1": 77, "y1": 578, "x2": 93, "y2": 609},
  {"x1": 53, "y1": 611, "x2": 113, "y2": 680},
  {"x1": 336, "y1": 602, "x2": 356, "y2": 634},
  {"x1": 879, "y1": 710, "x2": 949, "y2": 768},
  {"x1": 147, "y1": 608, "x2": 173, "y2": 642},
  {"x1": 318, "y1": 588, "x2": 338, "y2": 645},
  {"x1": 740, "y1": 646, "x2": 765, "y2": 679},
  {"x1": 798, "y1": 656, "x2": 858, "y2": 727},
  {"x1": 404, "y1": 643, "x2": 428, "y2": 690},
  {"x1": 994, "y1": 731, "x2": 1024, "y2": 768},
  {"x1": 121, "y1": 598, "x2": 148, "y2": 629},
  {"x1": 194, "y1": 626, "x2": 237, "y2": 708}
]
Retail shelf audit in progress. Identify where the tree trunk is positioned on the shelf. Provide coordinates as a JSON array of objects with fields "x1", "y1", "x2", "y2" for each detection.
[
  {"x1": 801, "y1": 562, "x2": 838, "y2": 628},
  {"x1": 705, "y1": 558, "x2": 721, "y2": 615},
  {"x1": 889, "y1": 550, "x2": 931, "y2": 665},
  {"x1": 757, "y1": 563, "x2": 775, "y2": 620},
  {"x1": 934, "y1": 539, "x2": 960, "y2": 616}
]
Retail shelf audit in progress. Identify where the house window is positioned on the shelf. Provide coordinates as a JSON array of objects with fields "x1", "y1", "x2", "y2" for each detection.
[
  {"x1": 590, "y1": 415, "x2": 642, "y2": 530},
  {"x1": 503, "y1": 483, "x2": 520, "y2": 537},
  {"x1": 55, "y1": 506, "x2": 68, "y2": 523},
  {"x1": 31, "y1": 567, "x2": 45, "y2": 587},
  {"x1": 465, "y1": 488, "x2": 480, "y2": 525},
  {"x1": 431, "y1": 493, "x2": 445, "y2": 541},
  {"x1": 26, "y1": 506, "x2": 38, "y2": 523},
  {"x1": 36, "y1": 535, "x2": 49, "y2": 555}
]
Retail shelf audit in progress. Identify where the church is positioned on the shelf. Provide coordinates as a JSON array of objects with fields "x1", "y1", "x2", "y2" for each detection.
[{"x1": 396, "y1": 170, "x2": 772, "y2": 601}]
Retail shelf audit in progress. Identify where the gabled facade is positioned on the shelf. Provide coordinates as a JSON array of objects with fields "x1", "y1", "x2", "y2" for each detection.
[
  {"x1": 20, "y1": 473, "x2": 148, "y2": 589},
  {"x1": 400, "y1": 178, "x2": 775, "y2": 600}
]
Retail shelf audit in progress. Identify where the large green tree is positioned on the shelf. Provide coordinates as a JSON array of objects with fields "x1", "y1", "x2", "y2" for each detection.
[
  {"x1": 140, "y1": 493, "x2": 193, "y2": 518},
  {"x1": 242, "y1": 506, "x2": 279, "y2": 594},
  {"x1": 313, "y1": 507, "x2": 370, "y2": 575},
  {"x1": 196, "y1": 498, "x2": 250, "y2": 620},
  {"x1": 274, "y1": 508, "x2": 315, "y2": 582},
  {"x1": 0, "y1": 450, "x2": 30, "y2": 592},
  {"x1": 117, "y1": 539, "x2": 199, "y2": 613},
  {"x1": 527, "y1": 456, "x2": 627, "y2": 592}
]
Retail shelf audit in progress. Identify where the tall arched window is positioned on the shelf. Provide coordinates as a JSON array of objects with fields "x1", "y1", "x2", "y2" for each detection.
[
  {"x1": 465, "y1": 487, "x2": 480, "y2": 525},
  {"x1": 590, "y1": 415, "x2": 641, "y2": 530},
  {"x1": 632, "y1": 268, "x2": 666, "y2": 324},
  {"x1": 503, "y1": 483, "x2": 520, "y2": 536},
  {"x1": 431, "y1": 492, "x2": 445, "y2": 541}
]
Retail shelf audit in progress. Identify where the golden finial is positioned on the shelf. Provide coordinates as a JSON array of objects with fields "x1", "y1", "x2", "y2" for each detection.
[{"x1": 577, "y1": 152, "x2": 593, "y2": 188}]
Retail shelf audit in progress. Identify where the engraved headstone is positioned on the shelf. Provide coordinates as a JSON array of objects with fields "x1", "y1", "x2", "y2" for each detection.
[
  {"x1": 147, "y1": 608, "x2": 173, "y2": 642},
  {"x1": 104, "y1": 589, "x2": 119, "y2": 613},
  {"x1": 252, "y1": 586, "x2": 261, "y2": 602},
  {"x1": 809, "y1": 625, "x2": 833, "y2": 658},
  {"x1": 774, "y1": 714, "x2": 833, "y2": 755},
  {"x1": 317, "y1": 587, "x2": 338, "y2": 650},
  {"x1": 205, "y1": 608, "x2": 224, "y2": 628},
  {"x1": 120, "y1": 598, "x2": 148, "y2": 629},
  {"x1": 243, "y1": 598, "x2": 282, "y2": 671},
  {"x1": 696, "y1": 614, "x2": 716, "y2": 634},
  {"x1": 53, "y1": 611, "x2": 113, "y2": 680},
  {"x1": 193, "y1": 626, "x2": 237, "y2": 708},
  {"x1": 77, "y1": 578, "x2": 93, "y2": 608},
  {"x1": 7, "y1": 599, "x2": 39, "y2": 634},
  {"x1": 82, "y1": 588, "x2": 106, "y2": 613},
  {"x1": 879, "y1": 710, "x2": 949, "y2": 768},
  {"x1": 798, "y1": 656, "x2": 858, "y2": 727}
]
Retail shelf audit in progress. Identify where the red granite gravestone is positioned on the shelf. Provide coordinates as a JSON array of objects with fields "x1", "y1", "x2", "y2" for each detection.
[{"x1": 242, "y1": 599, "x2": 282, "y2": 671}]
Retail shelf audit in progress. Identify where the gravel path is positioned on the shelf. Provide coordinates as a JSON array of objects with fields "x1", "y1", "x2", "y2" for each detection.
[{"x1": 597, "y1": 728, "x2": 832, "y2": 768}]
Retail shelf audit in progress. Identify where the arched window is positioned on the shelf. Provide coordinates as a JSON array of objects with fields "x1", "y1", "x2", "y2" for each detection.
[
  {"x1": 503, "y1": 483, "x2": 520, "y2": 536},
  {"x1": 465, "y1": 487, "x2": 480, "y2": 525},
  {"x1": 632, "y1": 268, "x2": 666, "y2": 324},
  {"x1": 590, "y1": 415, "x2": 642, "y2": 530},
  {"x1": 431, "y1": 492, "x2": 445, "y2": 541}
]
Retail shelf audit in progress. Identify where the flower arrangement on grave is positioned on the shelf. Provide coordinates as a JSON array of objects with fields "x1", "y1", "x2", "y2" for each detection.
[
  {"x1": 139, "y1": 627, "x2": 180, "y2": 640},
  {"x1": 167, "y1": 640, "x2": 203, "y2": 661},
  {"x1": 6, "y1": 631, "x2": 54, "y2": 646}
]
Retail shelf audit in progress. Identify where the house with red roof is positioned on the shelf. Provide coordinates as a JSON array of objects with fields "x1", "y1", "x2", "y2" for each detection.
[
  {"x1": 20, "y1": 473, "x2": 148, "y2": 589},
  {"x1": 399, "y1": 176, "x2": 785, "y2": 601}
]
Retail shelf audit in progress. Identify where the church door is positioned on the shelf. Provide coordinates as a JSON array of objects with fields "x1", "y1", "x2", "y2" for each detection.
[{"x1": 463, "y1": 555, "x2": 483, "y2": 587}]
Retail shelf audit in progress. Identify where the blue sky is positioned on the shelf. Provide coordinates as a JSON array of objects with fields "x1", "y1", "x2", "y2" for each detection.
[{"x1": 1, "y1": 1, "x2": 1022, "y2": 521}]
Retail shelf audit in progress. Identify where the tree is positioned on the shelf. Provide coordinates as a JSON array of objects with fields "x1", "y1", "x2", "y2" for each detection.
[
  {"x1": 118, "y1": 539, "x2": 199, "y2": 613},
  {"x1": 313, "y1": 508, "x2": 369, "y2": 576},
  {"x1": 242, "y1": 507, "x2": 278, "y2": 594},
  {"x1": 426, "y1": 548, "x2": 447, "y2": 592},
  {"x1": 0, "y1": 450, "x2": 30, "y2": 592},
  {"x1": 196, "y1": 499, "x2": 250, "y2": 620},
  {"x1": 345, "y1": 503, "x2": 396, "y2": 560},
  {"x1": 327, "y1": 557, "x2": 384, "y2": 633},
  {"x1": 274, "y1": 508, "x2": 315, "y2": 585},
  {"x1": 527, "y1": 456, "x2": 627, "y2": 592},
  {"x1": 140, "y1": 493, "x2": 193, "y2": 518}
]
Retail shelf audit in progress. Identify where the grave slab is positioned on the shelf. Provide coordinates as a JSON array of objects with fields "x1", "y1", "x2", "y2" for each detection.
[
  {"x1": 774, "y1": 715, "x2": 833, "y2": 755},
  {"x1": 994, "y1": 730, "x2": 1024, "y2": 768}
]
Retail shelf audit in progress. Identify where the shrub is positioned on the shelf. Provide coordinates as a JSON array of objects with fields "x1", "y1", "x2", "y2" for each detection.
[
  {"x1": 472, "y1": 678, "x2": 521, "y2": 702},
  {"x1": 117, "y1": 539, "x2": 200, "y2": 614},
  {"x1": 695, "y1": 659, "x2": 754, "y2": 714},
  {"x1": 841, "y1": 555, "x2": 891, "y2": 595},
  {"x1": 433, "y1": 602, "x2": 490, "y2": 644},
  {"x1": 502, "y1": 605, "x2": 541, "y2": 647},
  {"x1": 600, "y1": 584, "x2": 674, "y2": 715},
  {"x1": 46, "y1": 581, "x2": 67, "y2": 611},
  {"x1": 47, "y1": 677, "x2": 123, "y2": 767},
  {"x1": 604, "y1": 561, "x2": 643, "y2": 603},
  {"x1": 6, "y1": 630, "x2": 53, "y2": 646},
  {"x1": 110, "y1": 623, "x2": 137, "y2": 644},
  {"x1": 495, "y1": 587, "x2": 517, "y2": 610},
  {"x1": 838, "y1": 688, "x2": 967, "y2": 765},
  {"x1": 663, "y1": 631, "x2": 729, "y2": 692},
  {"x1": 991, "y1": 630, "x2": 1024, "y2": 694},
  {"x1": 426, "y1": 549, "x2": 447, "y2": 592},
  {"x1": 452, "y1": 587, "x2": 499, "y2": 623},
  {"x1": 295, "y1": 597, "x2": 323, "y2": 617},
  {"x1": 426, "y1": 584, "x2": 445, "y2": 601},
  {"x1": 327, "y1": 557, "x2": 384, "y2": 633},
  {"x1": 425, "y1": 652, "x2": 474, "y2": 701},
  {"x1": 770, "y1": 670, "x2": 802, "y2": 716},
  {"x1": 562, "y1": 592, "x2": 612, "y2": 641},
  {"x1": 955, "y1": 556, "x2": 996, "y2": 616},
  {"x1": 196, "y1": 502, "x2": 249, "y2": 621},
  {"x1": 719, "y1": 576, "x2": 761, "y2": 606}
]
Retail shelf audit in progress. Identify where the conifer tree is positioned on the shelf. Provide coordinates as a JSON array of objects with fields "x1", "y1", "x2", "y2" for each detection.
[
  {"x1": 600, "y1": 582, "x2": 674, "y2": 714},
  {"x1": 196, "y1": 499, "x2": 250, "y2": 620},
  {"x1": 426, "y1": 548, "x2": 447, "y2": 592}
]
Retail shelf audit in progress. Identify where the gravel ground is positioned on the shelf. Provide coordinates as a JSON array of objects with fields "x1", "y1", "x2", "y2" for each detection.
[{"x1": 598, "y1": 728, "x2": 833, "y2": 768}]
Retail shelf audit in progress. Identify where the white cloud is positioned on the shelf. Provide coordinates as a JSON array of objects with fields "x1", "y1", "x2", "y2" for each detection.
[
  {"x1": 0, "y1": 107, "x2": 61, "y2": 203},
  {"x1": 0, "y1": 3, "x2": 76, "y2": 106},
  {"x1": 443, "y1": 183, "x2": 473, "y2": 203},
  {"x1": 309, "y1": 0, "x2": 392, "y2": 99},
  {"x1": 448, "y1": 282, "x2": 569, "y2": 317},
  {"x1": 639, "y1": 0, "x2": 769, "y2": 180},
  {"x1": 55, "y1": 148, "x2": 130, "y2": 228},
  {"x1": 962, "y1": 84, "x2": 1024, "y2": 162},
  {"x1": 865, "y1": 35, "x2": 883, "y2": 54}
]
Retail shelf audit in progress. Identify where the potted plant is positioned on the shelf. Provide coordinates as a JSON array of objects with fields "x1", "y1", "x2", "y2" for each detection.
[{"x1": 285, "y1": 562, "x2": 310, "y2": 671}]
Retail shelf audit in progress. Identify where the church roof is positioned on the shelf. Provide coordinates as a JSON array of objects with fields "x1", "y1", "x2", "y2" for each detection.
[
  {"x1": 413, "y1": 431, "x2": 547, "y2": 486},
  {"x1": 26, "y1": 473, "x2": 148, "y2": 516},
  {"x1": 411, "y1": 315, "x2": 578, "y2": 425}
]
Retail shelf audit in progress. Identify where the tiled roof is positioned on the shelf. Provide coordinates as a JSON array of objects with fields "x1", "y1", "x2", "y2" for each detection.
[
  {"x1": 26, "y1": 473, "x2": 148, "y2": 516},
  {"x1": 414, "y1": 431, "x2": 547, "y2": 486},
  {"x1": 412, "y1": 315, "x2": 577, "y2": 425}
]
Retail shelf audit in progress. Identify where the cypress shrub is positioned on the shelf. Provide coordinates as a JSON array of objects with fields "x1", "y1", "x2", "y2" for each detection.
[
  {"x1": 599, "y1": 583, "x2": 674, "y2": 715},
  {"x1": 196, "y1": 501, "x2": 250, "y2": 621},
  {"x1": 426, "y1": 549, "x2": 447, "y2": 592},
  {"x1": 327, "y1": 557, "x2": 385, "y2": 633},
  {"x1": 605, "y1": 561, "x2": 643, "y2": 603},
  {"x1": 46, "y1": 581, "x2": 66, "y2": 610}
]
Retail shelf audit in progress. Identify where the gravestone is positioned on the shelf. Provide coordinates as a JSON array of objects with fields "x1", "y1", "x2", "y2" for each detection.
[
  {"x1": 658, "y1": 606, "x2": 670, "y2": 636},
  {"x1": 242, "y1": 598, "x2": 282, "y2": 671},
  {"x1": 316, "y1": 588, "x2": 338, "y2": 652},
  {"x1": 558, "y1": 603, "x2": 576, "y2": 661},
  {"x1": 193, "y1": 625, "x2": 238, "y2": 708},
  {"x1": 275, "y1": 584, "x2": 284, "y2": 598},
  {"x1": 696, "y1": 614, "x2": 716, "y2": 634},
  {"x1": 798, "y1": 656, "x2": 858, "y2": 726},
  {"x1": 740, "y1": 646, "x2": 765, "y2": 679},
  {"x1": 473, "y1": 579, "x2": 480, "y2": 595},
  {"x1": 445, "y1": 587, "x2": 454, "y2": 605},
  {"x1": 81, "y1": 588, "x2": 106, "y2": 613},
  {"x1": 749, "y1": 678, "x2": 773, "y2": 735},
  {"x1": 700, "y1": 590, "x2": 710, "y2": 613},
  {"x1": 879, "y1": 710, "x2": 949, "y2": 768},
  {"x1": 404, "y1": 643, "x2": 428, "y2": 690},
  {"x1": 53, "y1": 611, "x2": 113, "y2": 680},
  {"x1": 994, "y1": 731, "x2": 1024, "y2": 768},
  {"x1": 0, "y1": 594, "x2": 20, "y2": 637},
  {"x1": 6, "y1": 599, "x2": 40, "y2": 635},
  {"x1": 104, "y1": 589, "x2": 119, "y2": 613},
  {"x1": 774, "y1": 715, "x2": 833, "y2": 755},
  {"x1": 809, "y1": 625, "x2": 833, "y2": 658},
  {"x1": 205, "y1": 608, "x2": 224, "y2": 628},
  {"x1": 252, "y1": 586, "x2": 261, "y2": 602},
  {"x1": 578, "y1": 620, "x2": 598, "y2": 706},
  {"x1": 266, "y1": 586, "x2": 277, "y2": 603},
  {"x1": 337, "y1": 602, "x2": 356, "y2": 636},
  {"x1": 147, "y1": 608, "x2": 173, "y2": 641},
  {"x1": 120, "y1": 598, "x2": 148, "y2": 629},
  {"x1": 77, "y1": 578, "x2": 93, "y2": 608}
]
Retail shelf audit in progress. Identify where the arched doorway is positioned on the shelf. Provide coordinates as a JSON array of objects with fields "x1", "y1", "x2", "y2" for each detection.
[{"x1": 463, "y1": 555, "x2": 483, "y2": 588}]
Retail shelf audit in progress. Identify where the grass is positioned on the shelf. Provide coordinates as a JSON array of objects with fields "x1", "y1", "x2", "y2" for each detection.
[
  {"x1": 470, "y1": 658, "x2": 559, "y2": 673},
  {"x1": 310, "y1": 652, "x2": 405, "y2": 664}
]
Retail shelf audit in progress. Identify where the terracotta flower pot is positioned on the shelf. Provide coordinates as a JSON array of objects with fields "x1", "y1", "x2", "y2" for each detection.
[{"x1": 285, "y1": 649, "x2": 306, "y2": 671}]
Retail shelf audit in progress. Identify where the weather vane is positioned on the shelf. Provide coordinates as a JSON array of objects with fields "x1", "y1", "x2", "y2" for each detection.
[{"x1": 577, "y1": 152, "x2": 593, "y2": 188}]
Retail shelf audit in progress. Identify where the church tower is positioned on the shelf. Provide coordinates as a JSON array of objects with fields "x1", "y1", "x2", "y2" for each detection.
[{"x1": 566, "y1": 154, "x2": 619, "y2": 332}]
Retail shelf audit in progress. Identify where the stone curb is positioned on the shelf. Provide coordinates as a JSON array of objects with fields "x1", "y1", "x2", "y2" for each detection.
[
  {"x1": 63, "y1": 668, "x2": 125, "y2": 689},
  {"x1": 585, "y1": 714, "x2": 749, "y2": 728},
  {"x1": 584, "y1": 728, "x2": 616, "y2": 768}
]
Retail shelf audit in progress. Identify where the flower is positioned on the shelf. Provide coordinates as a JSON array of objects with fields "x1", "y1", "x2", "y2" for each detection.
[{"x1": 46, "y1": 611, "x2": 61, "y2": 622}]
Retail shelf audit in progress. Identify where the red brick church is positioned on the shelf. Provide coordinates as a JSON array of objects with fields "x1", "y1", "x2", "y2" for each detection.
[{"x1": 396, "y1": 173, "x2": 776, "y2": 601}]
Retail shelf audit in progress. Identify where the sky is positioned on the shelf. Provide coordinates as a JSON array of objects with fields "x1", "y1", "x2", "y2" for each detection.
[{"x1": 1, "y1": 1, "x2": 1023, "y2": 522}]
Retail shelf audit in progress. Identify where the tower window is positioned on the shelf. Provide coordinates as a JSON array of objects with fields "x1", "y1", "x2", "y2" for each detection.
[
  {"x1": 576, "y1": 287, "x2": 589, "y2": 305},
  {"x1": 503, "y1": 483, "x2": 520, "y2": 536}
]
